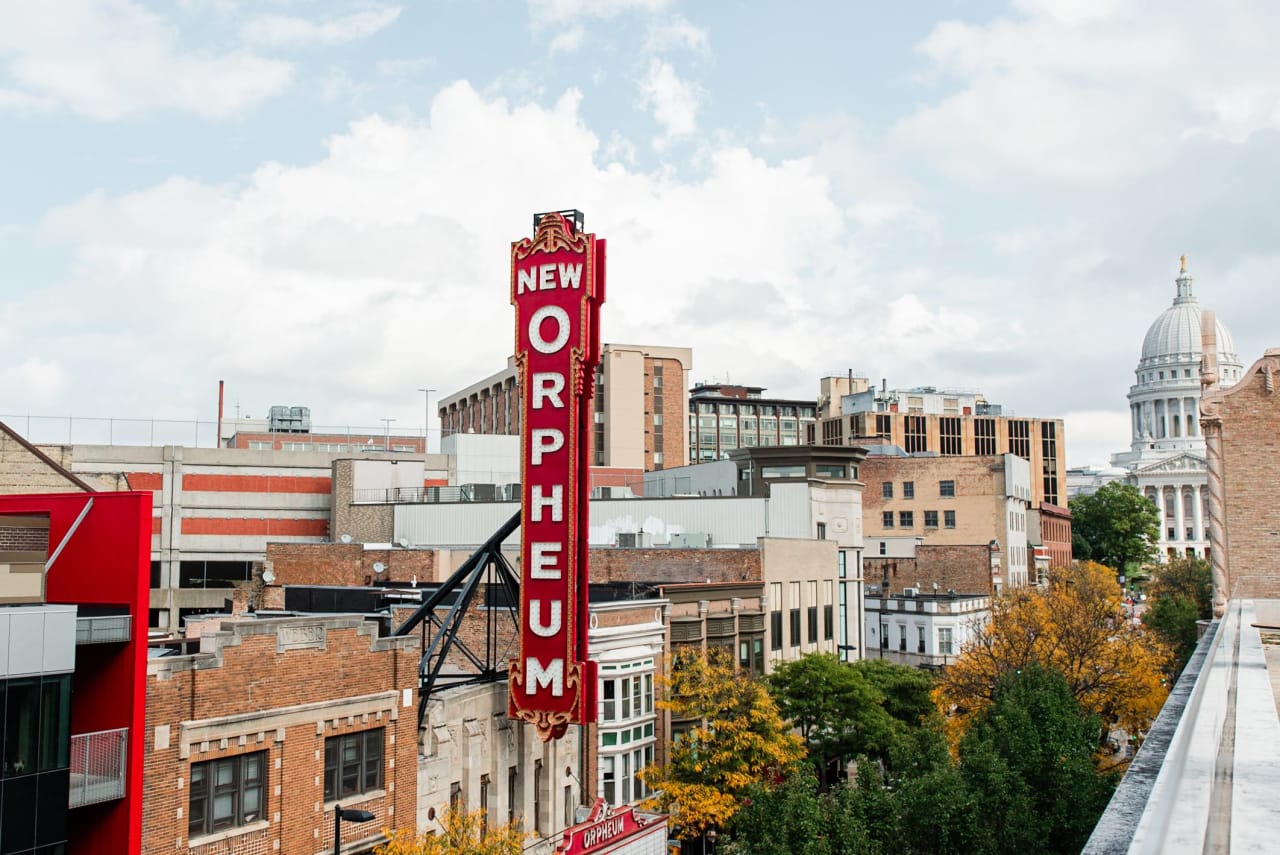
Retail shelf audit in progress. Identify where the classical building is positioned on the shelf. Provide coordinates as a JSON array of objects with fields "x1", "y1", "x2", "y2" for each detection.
[
  {"x1": 437, "y1": 343, "x2": 694, "y2": 476},
  {"x1": 1111, "y1": 258, "x2": 1244, "y2": 561}
]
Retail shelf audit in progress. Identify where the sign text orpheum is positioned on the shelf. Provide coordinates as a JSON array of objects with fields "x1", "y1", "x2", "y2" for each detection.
[{"x1": 508, "y1": 211, "x2": 604, "y2": 740}]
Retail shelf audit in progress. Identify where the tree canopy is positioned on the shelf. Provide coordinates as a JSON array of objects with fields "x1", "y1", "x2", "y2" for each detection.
[
  {"x1": 640, "y1": 648, "x2": 805, "y2": 839},
  {"x1": 1069, "y1": 481, "x2": 1160, "y2": 574},
  {"x1": 375, "y1": 807, "x2": 525, "y2": 855},
  {"x1": 1144, "y1": 556, "x2": 1213, "y2": 670},
  {"x1": 934, "y1": 562, "x2": 1172, "y2": 747}
]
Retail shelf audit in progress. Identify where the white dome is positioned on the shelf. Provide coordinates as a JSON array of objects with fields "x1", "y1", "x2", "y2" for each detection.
[{"x1": 1137, "y1": 267, "x2": 1241, "y2": 373}]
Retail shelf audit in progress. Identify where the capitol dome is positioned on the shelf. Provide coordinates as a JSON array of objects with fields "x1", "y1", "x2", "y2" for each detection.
[{"x1": 1136, "y1": 259, "x2": 1242, "y2": 379}]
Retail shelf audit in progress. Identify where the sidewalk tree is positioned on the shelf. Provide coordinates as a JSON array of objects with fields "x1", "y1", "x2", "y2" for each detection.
[
  {"x1": 1144, "y1": 556, "x2": 1213, "y2": 669},
  {"x1": 935, "y1": 562, "x2": 1172, "y2": 748},
  {"x1": 640, "y1": 648, "x2": 805, "y2": 840},
  {"x1": 375, "y1": 807, "x2": 525, "y2": 855},
  {"x1": 1069, "y1": 481, "x2": 1160, "y2": 574}
]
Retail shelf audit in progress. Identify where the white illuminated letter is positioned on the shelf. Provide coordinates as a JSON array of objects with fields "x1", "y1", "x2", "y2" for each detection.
[
  {"x1": 528, "y1": 306, "x2": 570, "y2": 354},
  {"x1": 531, "y1": 428, "x2": 564, "y2": 465},
  {"x1": 532, "y1": 372, "x2": 565, "y2": 409},
  {"x1": 529, "y1": 599, "x2": 563, "y2": 637},
  {"x1": 539, "y1": 263, "x2": 556, "y2": 290},
  {"x1": 531, "y1": 542, "x2": 562, "y2": 579},
  {"x1": 531, "y1": 485, "x2": 563, "y2": 522},
  {"x1": 517, "y1": 268, "x2": 537, "y2": 295},
  {"x1": 558, "y1": 263, "x2": 582, "y2": 289},
  {"x1": 525, "y1": 657, "x2": 565, "y2": 696}
]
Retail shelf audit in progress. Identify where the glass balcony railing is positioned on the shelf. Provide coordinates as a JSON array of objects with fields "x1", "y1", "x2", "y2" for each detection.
[
  {"x1": 69, "y1": 728, "x2": 128, "y2": 808},
  {"x1": 76, "y1": 614, "x2": 131, "y2": 644}
]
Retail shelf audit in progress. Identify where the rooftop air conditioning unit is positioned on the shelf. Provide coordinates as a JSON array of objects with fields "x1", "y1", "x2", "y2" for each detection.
[
  {"x1": 616, "y1": 532, "x2": 653, "y2": 548},
  {"x1": 669, "y1": 532, "x2": 711, "y2": 548},
  {"x1": 903, "y1": 587, "x2": 918, "y2": 597}
]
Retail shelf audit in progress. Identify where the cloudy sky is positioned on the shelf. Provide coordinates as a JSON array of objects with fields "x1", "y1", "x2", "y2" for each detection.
[{"x1": 2, "y1": 0, "x2": 1276, "y2": 467}]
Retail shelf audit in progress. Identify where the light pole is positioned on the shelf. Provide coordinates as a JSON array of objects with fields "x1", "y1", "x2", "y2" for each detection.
[
  {"x1": 334, "y1": 806, "x2": 375, "y2": 855},
  {"x1": 417, "y1": 387, "x2": 435, "y2": 453},
  {"x1": 380, "y1": 418, "x2": 395, "y2": 452},
  {"x1": 703, "y1": 827, "x2": 717, "y2": 854}
]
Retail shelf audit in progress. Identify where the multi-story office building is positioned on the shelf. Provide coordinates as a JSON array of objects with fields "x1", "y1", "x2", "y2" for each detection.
[
  {"x1": 687, "y1": 383, "x2": 818, "y2": 463},
  {"x1": 438, "y1": 344, "x2": 693, "y2": 475},
  {"x1": 809, "y1": 383, "x2": 1068, "y2": 509}
]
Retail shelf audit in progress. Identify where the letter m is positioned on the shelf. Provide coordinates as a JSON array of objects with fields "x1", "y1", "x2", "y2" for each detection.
[{"x1": 525, "y1": 657, "x2": 565, "y2": 697}]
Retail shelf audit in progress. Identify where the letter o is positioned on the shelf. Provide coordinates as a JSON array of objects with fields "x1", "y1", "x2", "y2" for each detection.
[{"x1": 529, "y1": 306, "x2": 571, "y2": 354}]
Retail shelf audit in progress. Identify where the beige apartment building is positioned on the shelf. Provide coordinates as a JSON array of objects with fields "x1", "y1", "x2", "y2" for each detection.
[
  {"x1": 438, "y1": 343, "x2": 693, "y2": 475},
  {"x1": 810, "y1": 383, "x2": 1067, "y2": 508}
]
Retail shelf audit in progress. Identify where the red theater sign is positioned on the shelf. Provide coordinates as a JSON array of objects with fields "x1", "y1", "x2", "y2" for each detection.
[{"x1": 508, "y1": 212, "x2": 604, "y2": 740}]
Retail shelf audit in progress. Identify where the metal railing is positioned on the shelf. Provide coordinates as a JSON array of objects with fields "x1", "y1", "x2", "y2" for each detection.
[
  {"x1": 76, "y1": 614, "x2": 131, "y2": 644},
  {"x1": 69, "y1": 728, "x2": 128, "y2": 808},
  {"x1": 352, "y1": 485, "x2": 521, "y2": 505}
]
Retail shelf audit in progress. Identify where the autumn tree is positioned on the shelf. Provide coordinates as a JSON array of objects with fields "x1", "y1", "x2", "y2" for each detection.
[
  {"x1": 1069, "y1": 481, "x2": 1160, "y2": 574},
  {"x1": 375, "y1": 806, "x2": 525, "y2": 855},
  {"x1": 639, "y1": 648, "x2": 805, "y2": 840},
  {"x1": 935, "y1": 562, "x2": 1172, "y2": 753}
]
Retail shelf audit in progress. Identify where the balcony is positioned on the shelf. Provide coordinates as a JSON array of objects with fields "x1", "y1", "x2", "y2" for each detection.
[
  {"x1": 1084, "y1": 599, "x2": 1280, "y2": 852},
  {"x1": 76, "y1": 614, "x2": 131, "y2": 644},
  {"x1": 69, "y1": 728, "x2": 128, "y2": 808}
]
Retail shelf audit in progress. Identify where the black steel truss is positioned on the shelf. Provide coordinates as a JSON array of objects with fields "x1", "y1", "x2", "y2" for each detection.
[{"x1": 390, "y1": 511, "x2": 522, "y2": 726}]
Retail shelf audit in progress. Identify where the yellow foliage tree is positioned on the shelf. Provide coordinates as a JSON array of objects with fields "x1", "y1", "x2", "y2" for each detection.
[
  {"x1": 639, "y1": 648, "x2": 804, "y2": 840},
  {"x1": 935, "y1": 562, "x2": 1172, "y2": 752},
  {"x1": 375, "y1": 807, "x2": 526, "y2": 855}
]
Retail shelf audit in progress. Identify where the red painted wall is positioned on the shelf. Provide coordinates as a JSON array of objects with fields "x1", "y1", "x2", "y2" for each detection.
[{"x1": 0, "y1": 492, "x2": 150, "y2": 854}]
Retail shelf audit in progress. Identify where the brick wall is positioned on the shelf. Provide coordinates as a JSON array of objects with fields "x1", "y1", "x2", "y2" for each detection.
[
  {"x1": 0, "y1": 524, "x2": 48, "y2": 552},
  {"x1": 588, "y1": 547, "x2": 761, "y2": 584},
  {"x1": 331, "y1": 459, "x2": 395, "y2": 544},
  {"x1": 0, "y1": 431, "x2": 88, "y2": 494},
  {"x1": 865, "y1": 544, "x2": 993, "y2": 596},
  {"x1": 1212, "y1": 351, "x2": 1280, "y2": 596},
  {"x1": 144, "y1": 616, "x2": 419, "y2": 855},
  {"x1": 266, "y1": 541, "x2": 438, "y2": 587},
  {"x1": 860, "y1": 455, "x2": 1004, "y2": 546}
]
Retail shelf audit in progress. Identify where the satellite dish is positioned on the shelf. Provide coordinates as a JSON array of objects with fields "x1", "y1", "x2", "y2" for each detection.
[
  {"x1": 340, "y1": 533, "x2": 352, "y2": 544},
  {"x1": 372, "y1": 562, "x2": 387, "y2": 575},
  {"x1": 262, "y1": 569, "x2": 276, "y2": 585},
  {"x1": 397, "y1": 537, "x2": 410, "y2": 548}
]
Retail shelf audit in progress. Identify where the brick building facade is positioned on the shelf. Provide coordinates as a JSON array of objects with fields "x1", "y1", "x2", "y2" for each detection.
[
  {"x1": 1201, "y1": 345, "x2": 1280, "y2": 606},
  {"x1": 143, "y1": 615, "x2": 420, "y2": 855}
]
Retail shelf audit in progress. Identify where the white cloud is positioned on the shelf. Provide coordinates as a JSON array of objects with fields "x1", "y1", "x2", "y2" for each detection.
[
  {"x1": 0, "y1": 0, "x2": 293, "y2": 120},
  {"x1": 1063, "y1": 409, "x2": 1132, "y2": 469},
  {"x1": 548, "y1": 26, "x2": 586, "y2": 55},
  {"x1": 14, "y1": 81, "x2": 982, "y2": 427},
  {"x1": 240, "y1": 6, "x2": 402, "y2": 48},
  {"x1": 376, "y1": 57, "x2": 436, "y2": 78},
  {"x1": 1, "y1": 358, "x2": 66, "y2": 406},
  {"x1": 896, "y1": 0, "x2": 1280, "y2": 183},
  {"x1": 527, "y1": 0, "x2": 669, "y2": 28},
  {"x1": 635, "y1": 59, "x2": 703, "y2": 147},
  {"x1": 643, "y1": 14, "x2": 709, "y2": 54}
]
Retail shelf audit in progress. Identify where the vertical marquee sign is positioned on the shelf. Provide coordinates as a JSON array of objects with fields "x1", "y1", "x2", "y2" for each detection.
[{"x1": 508, "y1": 212, "x2": 604, "y2": 740}]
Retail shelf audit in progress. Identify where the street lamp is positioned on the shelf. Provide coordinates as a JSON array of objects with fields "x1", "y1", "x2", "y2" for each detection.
[
  {"x1": 380, "y1": 418, "x2": 396, "y2": 452},
  {"x1": 703, "y1": 827, "x2": 718, "y2": 855},
  {"x1": 334, "y1": 806, "x2": 376, "y2": 855},
  {"x1": 417, "y1": 387, "x2": 435, "y2": 453}
]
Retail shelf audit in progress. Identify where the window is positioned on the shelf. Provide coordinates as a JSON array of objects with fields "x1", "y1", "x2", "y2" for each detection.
[
  {"x1": 324, "y1": 729, "x2": 383, "y2": 802},
  {"x1": 904, "y1": 416, "x2": 928, "y2": 453},
  {"x1": 898, "y1": 626, "x2": 907, "y2": 651},
  {"x1": 944, "y1": 510, "x2": 956, "y2": 528},
  {"x1": 770, "y1": 583, "x2": 783, "y2": 651},
  {"x1": 789, "y1": 580, "x2": 802, "y2": 647},
  {"x1": 189, "y1": 751, "x2": 266, "y2": 837},
  {"x1": 248, "y1": 440, "x2": 274, "y2": 450},
  {"x1": 508, "y1": 767, "x2": 518, "y2": 825},
  {"x1": 917, "y1": 625, "x2": 926, "y2": 654},
  {"x1": 902, "y1": 481, "x2": 915, "y2": 499},
  {"x1": 875, "y1": 414, "x2": 892, "y2": 438},
  {"x1": 1040, "y1": 421, "x2": 1059, "y2": 505},
  {"x1": 940, "y1": 416, "x2": 962, "y2": 455},
  {"x1": 938, "y1": 627, "x2": 953, "y2": 655},
  {"x1": 534, "y1": 761, "x2": 543, "y2": 834},
  {"x1": 807, "y1": 581, "x2": 818, "y2": 643},
  {"x1": 1008, "y1": 420, "x2": 1031, "y2": 459},
  {"x1": 481, "y1": 775, "x2": 490, "y2": 835},
  {"x1": 975, "y1": 418, "x2": 997, "y2": 455},
  {"x1": 939, "y1": 480, "x2": 955, "y2": 498},
  {"x1": 924, "y1": 511, "x2": 939, "y2": 528},
  {"x1": 899, "y1": 511, "x2": 914, "y2": 528},
  {"x1": 823, "y1": 581, "x2": 834, "y2": 641},
  {"x1": 882, "y1": 511, "x2": 894, "y2": 528},
  {"x1": 881, "y1": 482, "x2": 893, "y2": 499},
  {"x1": 878, "y1": 541, "x2": 887, "y2": 556},
  {"x1": 816, "y1": 522, "x2": 827, "y2": 540}
]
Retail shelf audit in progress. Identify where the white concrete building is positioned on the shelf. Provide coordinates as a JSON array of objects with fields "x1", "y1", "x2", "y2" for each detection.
[
  {"x1": 1111, "y1": 258, "x2": 1244, "y2": 561},
  {"x1": 865, "y1": 591, "x2": 991, "y2": 669}
]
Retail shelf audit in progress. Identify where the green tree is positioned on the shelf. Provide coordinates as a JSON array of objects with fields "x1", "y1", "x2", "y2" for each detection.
[
  {"x1": 1144, "y1": 557, "x2": 1212, "y2": 672},
  {"x1": 1069, "y1": 481, "x2": 1160, "y2": 574},
  {"x1": 767, "y1": 654, "x2": 898, "y2": 777},
  {"x1": 956, "y1": 666, "x2": 1117, "y2": 854},
  {"x1": 376, "y1": 807, "x2": 525, "y2": 854},
  {"x1": 726, "y1": 770, "x2": 887, "y2": 855},
  {"x1": 852, "y1": 659, "x2": 936, "y2": 729},
  {"x1": 640, "y1": 648, "x2": 805, "y2": 840}
]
